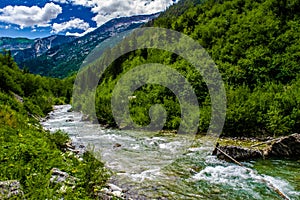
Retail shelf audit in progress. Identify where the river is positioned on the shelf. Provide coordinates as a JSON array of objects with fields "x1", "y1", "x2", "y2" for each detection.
[{"x1": 42, "y1": 105, "x2": 300, "y2": 200}]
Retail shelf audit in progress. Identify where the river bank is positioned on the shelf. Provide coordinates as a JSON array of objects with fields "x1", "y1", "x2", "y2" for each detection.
[{"x1": 41, "y1": 105, "x2": 300, "y2": 199}]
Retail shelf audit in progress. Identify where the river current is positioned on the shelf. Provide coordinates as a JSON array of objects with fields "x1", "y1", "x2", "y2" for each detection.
[{"x1": 42, "y1": 105, "x2": 300, "y2": 200}]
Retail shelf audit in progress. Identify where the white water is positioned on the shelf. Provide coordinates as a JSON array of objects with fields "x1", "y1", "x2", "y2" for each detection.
[{"x1": 42, "y1": 105, "x2": 300, "y2": 199}]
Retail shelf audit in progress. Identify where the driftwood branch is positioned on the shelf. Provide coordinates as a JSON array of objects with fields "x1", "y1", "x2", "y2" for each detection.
[
  {"x1": 261, "y1": 178, "x2": 290, "y2": 200},
  {"x1": 216, "y1": 146, "x2": 290, "y2": 200},
  {"x1": 215, "y1": 147, "x2": 243, "y2": 166}
]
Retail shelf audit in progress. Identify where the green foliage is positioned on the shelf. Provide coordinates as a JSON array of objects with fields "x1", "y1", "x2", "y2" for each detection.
[
  {"x1": 0, "y1": 52, "x2": 73, "y2": 116},
  {"x1": 88, "y1": 0, "x2": 300, "y2": 137},
  {"x1": 0, "y1": 125, "x2": 110, "y2": 199},
  {"x1": 47, "y1": 130, "x2": 70, "y2": 151},
  {"x1": 0, "y1": 53, "x2": 110, "y2": 198}
]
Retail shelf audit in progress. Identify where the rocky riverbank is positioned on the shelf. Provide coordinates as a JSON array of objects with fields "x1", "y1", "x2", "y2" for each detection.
[{"x1": 213, "y1": 133, "x2": 300, "y2": 162}]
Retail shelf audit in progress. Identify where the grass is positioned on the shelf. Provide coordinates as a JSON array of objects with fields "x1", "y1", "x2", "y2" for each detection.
[{"x1": 0, "y1": 125, "x2": 111, "y2": 199}]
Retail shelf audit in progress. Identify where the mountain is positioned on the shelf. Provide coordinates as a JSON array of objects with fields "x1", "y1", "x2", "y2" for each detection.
[
  {"x1": 0, "y1": 35, "x2": 76, "y2": 63},
  {"x1": 21, "y1": 13, "x2": 159, "y2": 78}
]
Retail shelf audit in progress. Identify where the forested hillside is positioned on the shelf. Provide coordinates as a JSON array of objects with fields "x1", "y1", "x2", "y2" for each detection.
[
  {"x1": 0, "y1": 52, "x2": 109, "y2": 198},
  {"x1": 79, "y1": 0, "x2": 300, "y2": 137}
]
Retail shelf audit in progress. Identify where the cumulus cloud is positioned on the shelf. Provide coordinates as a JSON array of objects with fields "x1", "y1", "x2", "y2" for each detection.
[
  {"x1": 0, "y1": 3, "x2": 62, "y2": 28},
  {"x1": 66, "y1": 27, "x2": 96, "y2": 37},
  {"x1": 51, "y1": 18, "x2": 90, "y2": 34},
  {"x1": 91, "y1": 0, "x2": 177, "y2": 26},
  {"x1": 49, "y1": 0, "x2": 177, "y2": 37},
  {"x1": 53, "y1": 0, "x2": 177, "y2": 27}
]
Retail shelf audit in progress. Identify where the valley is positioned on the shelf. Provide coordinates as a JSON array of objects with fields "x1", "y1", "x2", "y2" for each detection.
[{"x1": 0, "y1": 0, "x2": 300, "y2": 199}]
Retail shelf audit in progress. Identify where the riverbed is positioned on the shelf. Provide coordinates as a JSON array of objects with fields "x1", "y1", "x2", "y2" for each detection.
[{"x1": 42, "y1": 105, "x2": 300, "y2": 199}]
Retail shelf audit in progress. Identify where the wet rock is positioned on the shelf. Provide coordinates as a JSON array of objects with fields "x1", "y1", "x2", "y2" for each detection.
[
  {"x1": 66, "y1": 119, "x2": 74, "y2": 122},
  {"x1": 96, "y1": 183, "x2": 126, "y2": 199},
  {"x1": 213, "y1": 144, "x2": 263, "y2": 161},
  {"x1": 112, "y1": 190, "x2": 123, "y2": 197},
  {"x1": 267, "y1": 133, "x2": 300, "y2": 158},
  {"x1": 113, "y1": 143, "x2": 122, "y2": 148},
  {"x1": 107, "y1": 183, "x2": 122, "y2": 192},
  {"x1": 0, "y1": 180, "x2": 23, "y2": 199}
]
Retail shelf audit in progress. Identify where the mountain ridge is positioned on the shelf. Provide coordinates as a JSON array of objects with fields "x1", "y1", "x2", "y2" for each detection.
[
  {"x1": 0, "y1": 35, "x2": 76, "y2": 63},
  {"x1": 19, "y1": 13, "x2": 159, "y2": 78}
]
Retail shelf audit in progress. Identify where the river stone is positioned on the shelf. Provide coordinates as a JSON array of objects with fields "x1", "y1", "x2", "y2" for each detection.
[
  {"x1": 213, "y1": 145, "x2": 263, "y2": 161},
  {"x1": 50, "y1": 168, "x2": 77, "y2": 185},
  {"x1": 0, "y1": 180, "x2": 23, "y2": 199},
  {"x1": 112, "y1": 190, "x2": 123, "y2": 198},
  {"x1": 107, "y1": 183, "x2": 123, "y2": 192},
  {"x1": 268, "y1": 133, "x2": 300, "y2": 158}
]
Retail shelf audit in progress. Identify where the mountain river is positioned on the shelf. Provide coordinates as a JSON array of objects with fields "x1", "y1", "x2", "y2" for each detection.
[{"x1": 42, "y1": 105, "x2": 300, "y2": 200}]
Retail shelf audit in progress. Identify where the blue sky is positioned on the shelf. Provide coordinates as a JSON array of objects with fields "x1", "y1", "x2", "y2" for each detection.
[{"x1": 0, "y1": 0, "x2": 178, "y2": 39}]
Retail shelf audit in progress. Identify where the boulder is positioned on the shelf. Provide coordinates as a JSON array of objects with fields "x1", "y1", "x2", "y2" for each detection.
[
  {"x1": 50, "y1": 168, "x2": 77, "y2": 185},
  {"x1": 96, "y1": 183, "x2": 126, "y2": 200},
  {"x1": 107, "y1": 183, "x2": 123, "y2": 192},
  {"x1": 213, "y1": 133, "x2": 300, "y2": 162},
  {"x1": 268, "y1": 133, "x2": 300, "y2": 158},
  {"x1": 0, "y1": 180, "x2": 23, "y2": 199},
  {"x1": 213, "y1": 144, "x2": 263, "y2": 161}
]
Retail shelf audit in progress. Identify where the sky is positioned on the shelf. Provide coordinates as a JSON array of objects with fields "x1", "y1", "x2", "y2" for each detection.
[{"x1": 0, "y1": 0, "x2": 178, "y2": 39}]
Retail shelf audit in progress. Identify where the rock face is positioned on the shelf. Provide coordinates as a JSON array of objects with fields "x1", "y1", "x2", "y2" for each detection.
[
  {"x1": 0, "y1": 180, "x2": 23, "y2": 199},
  {"x1": 213, "y1": 145, "x2": 263, "y2": 161},
  {"x1": 267, "y1": 133, "x2": 300, "y2": 158}
]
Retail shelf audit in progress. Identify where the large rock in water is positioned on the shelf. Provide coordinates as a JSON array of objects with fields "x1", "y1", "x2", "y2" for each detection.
[
  {"x1": 213, "y1": 133, "x2": 300, "y2": 162},
  {"x1": 268, "y1": 133, "x2": 300, "y2": 158},
  {"x1": 213, "y1": 145, "x2": 263, "y2": 161}
]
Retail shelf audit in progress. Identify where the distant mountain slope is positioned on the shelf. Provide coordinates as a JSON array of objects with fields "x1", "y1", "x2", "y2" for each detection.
[
  {"x1": 0, "y1": 35, "x2": 76, "y2": 63},
  {"x1": 22, "y1": 13, "x2": 159, "y2": 78}
]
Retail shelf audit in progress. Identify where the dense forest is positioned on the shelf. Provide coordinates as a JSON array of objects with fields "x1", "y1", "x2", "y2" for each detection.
[
  {"x1": 74, "y1": 0, "x2": 300, "y2": 137},
  {"x1": 0, "y1": 52, "x2": 110, "y2": 198}
]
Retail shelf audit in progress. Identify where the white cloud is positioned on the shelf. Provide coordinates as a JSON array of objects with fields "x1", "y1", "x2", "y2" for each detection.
[
  {"x1": 54, "y1": 0, "x2": 177, "y2": 27},
  {"x1": 91, "y1": 0, "x2": 177, "y2": 26},
  {"x1": 51, "y1": 0, "x2": 69, "y2": 4},
  {"x1": 66, "y1": 27, "x2": 96, "y2": 37},
  {"x1": 52, "y1": 0, "x2": 178, "y2": 37},
  {"x1": 51, "y1": 18, "x2": 90, "y2": 34},
  {"x1": 0, "y1": 3, "x2": 62, "y2": 28},
  {"x1": 51, "y1": 0, "x2": 96, "y2": 7}
]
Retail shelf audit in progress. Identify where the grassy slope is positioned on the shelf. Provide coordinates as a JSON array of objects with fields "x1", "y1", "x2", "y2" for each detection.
[{"x1": 0, "y1": 53, "x2": 110, "y2": 199}]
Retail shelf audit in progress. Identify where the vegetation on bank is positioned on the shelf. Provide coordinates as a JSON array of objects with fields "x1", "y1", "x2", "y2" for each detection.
[
  {"x1": 74, "y1": 0, "x2": 300, "y2": 137},
  {"x1": 0, "y1": 52, "x2": 110, "y2": 199}
]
